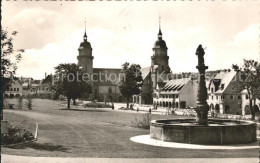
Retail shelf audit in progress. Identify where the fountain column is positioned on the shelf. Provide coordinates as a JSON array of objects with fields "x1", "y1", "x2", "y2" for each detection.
[{"x1": 195, "y1": 45, "x2": 209, "y2": 125}]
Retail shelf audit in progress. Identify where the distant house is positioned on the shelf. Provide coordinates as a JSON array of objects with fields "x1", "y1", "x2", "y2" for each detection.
[
  {"x1": 240, "y1": 89, "x2": 260, "y2": 116},
  {"x1": 36, "y1": 74, "x2": 53, "y2": 98},
  {"x1": 4, "y1": 79, "x2": 23, "y2": 98},
  {"x1": 207, "y1": 70, "x2": 242, "y2": 114},
  {"x1": 153, "y1": 78, "x2": 198, "y2": 109}
]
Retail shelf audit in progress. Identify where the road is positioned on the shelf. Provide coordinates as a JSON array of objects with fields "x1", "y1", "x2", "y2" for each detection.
[{"x1": 1, "y1": 100, "x2": 259, "y2": 158}]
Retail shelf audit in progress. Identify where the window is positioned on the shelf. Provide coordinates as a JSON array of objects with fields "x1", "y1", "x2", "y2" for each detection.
[
  {"x1": 211, "y1": 88, "x2": 214, "y2": 93},
  {"x1": 211, "y1": 95, "x2": 213, "y2": 100},
  {"x1": 14, "y1": 88, "x2": 16, "y2": 91},
  {"x1": 216, "y1": 96, "x2": 218, "y2": 100},
  {"x1": 173, "y1": 94, "x2": 175, "y2": 98},
  {"x1": 221, "y1": 84, "x2": 225, "y2": 90},
  {"x1": 10, "y1": 88, "x2": 13, "y2": 91},
  {"x1": 238, "y1": 95, "x2": 241, "y2": 99},
  {"x1": 230, "y1": 95, "x2": 233, "y2": 99},
  {"x1": 176, "y1": 95, "x2": 179, "y2": 98},
  {"x1": 180, "y1": 101, "x2": 186, "y2": 109},
  {"x1": 17, "y1": 88, "x2": 19, "y2": 91},
  {"x1": 246, "y1": 95, "x2": 249, "y2": 99}
]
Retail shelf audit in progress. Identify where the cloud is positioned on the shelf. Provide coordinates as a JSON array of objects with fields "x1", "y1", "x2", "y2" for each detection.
[
  {"x1": 3, "y1": 1, "x2": 259, "y2": 79},
  {"x1": 8, "y1": 8, "x2": 62, "y2": 49}
]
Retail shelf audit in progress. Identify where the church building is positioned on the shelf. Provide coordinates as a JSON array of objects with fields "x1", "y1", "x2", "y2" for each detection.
[
  {"x1": 77, "y1": 28, "x2": 123, "y2": 102},
  {"x1": 133, "y1": 22, "x2": 171, "y2": 104},
  {"x1": 77, "y1": 20, "x2": 171, "y2": 104}
]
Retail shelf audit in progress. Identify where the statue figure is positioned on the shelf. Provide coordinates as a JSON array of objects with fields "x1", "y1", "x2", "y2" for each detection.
[
  {"x1": 195, "y1": 44, "x2": 209, "y2": 125},
  {"x1": 196, "y1": 44, "x2": 205, "y2": 66}
]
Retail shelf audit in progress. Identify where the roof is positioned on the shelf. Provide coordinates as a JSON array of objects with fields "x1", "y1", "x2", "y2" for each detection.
[
  {"x1": 213, "y1": 71, "x2": 237, "y2": 94},
  {"x1": 140, "y1": 67, "x2": 151, "y2": 80},
  {"x1": 79, "y1": 40, "x2": 92, "y2": 49},
  {"x1": 154, "y1": 39, "x2": 167, "y2": 49},
  {"x1": 22, "y1": 83, "x2": 29, "y2": 87},
  {"x1": 10, "y1": 79, "x2": 23, "y2": 85},
  {"x1": 140, "y1": 65, "x2": 158, "y2": 80},
  {"x1": 156, "y1": 82, "x2": 166, "y2": 90},
  {"x1": 42, "y1": 75, "x2": 52, "y2": 84},
  {"x1": 31, "y1": 83, "x2": 39, "y2": 87},
  {"x1": 160, "y1": 78, "x2": 190, "y2": 94},
  {"x1": 241, "y1": 89, "x2": 248, "y2": 94}
]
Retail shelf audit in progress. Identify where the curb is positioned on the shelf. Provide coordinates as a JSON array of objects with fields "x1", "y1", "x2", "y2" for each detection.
[
  {"x1": 130, "y1": 135, "x2": 259, "y2": 150},
  {"x1": 1, "y1": 121, "x2": 39, "y2": 147},
  {"x1": 34, "y1": 122, "x2": 38, "y2": 140}
]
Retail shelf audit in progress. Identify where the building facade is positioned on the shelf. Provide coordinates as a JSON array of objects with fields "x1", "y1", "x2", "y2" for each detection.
[
  {"x1": 240, "y1": 89, "x2": 260, "y2": 116},
  {"x1": 4, "y1": 80, "x2": 23, "y2": 98},
  {"x1": 153, "y1": 78, "x2": 198, "y2": 109}
]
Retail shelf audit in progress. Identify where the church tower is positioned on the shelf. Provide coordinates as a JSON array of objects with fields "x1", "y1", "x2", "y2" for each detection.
[
  {"x1": 151, "y1": 17, "x2": 170, "y2": 74},
  {"x1": 77, "y1": 21, "x2": 94, "y2": 75}
]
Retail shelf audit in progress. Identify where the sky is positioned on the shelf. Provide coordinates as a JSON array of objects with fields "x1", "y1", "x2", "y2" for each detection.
[{"x1": 2, "y1": 1, "x2": 259, "y2": 79}]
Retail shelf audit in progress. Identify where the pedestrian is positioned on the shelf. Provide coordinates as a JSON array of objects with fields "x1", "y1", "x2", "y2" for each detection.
[
  {"x1": 112, "y1": 103, "x2": 114, "y2": 110},
  {"x1": 137, "y1": 107, "x2": 139, "y2": 112},
  {"x1": 149, "y1": 108, "x2": 152, "y2": 114}
]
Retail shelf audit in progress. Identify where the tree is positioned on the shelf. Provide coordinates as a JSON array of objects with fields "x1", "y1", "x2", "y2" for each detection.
[
  {"x1": 51, "y1": 63, "x2": 92, "y2": 109},
  {"x1": 232, "y1": 59, "x2": 260, "y2": 120},
  {"x1": 1, "y1": 29, "x2": 23, "y2": 120},
  {"x1": 118, "y1": 62, "x2": 143, "y2": 108}
]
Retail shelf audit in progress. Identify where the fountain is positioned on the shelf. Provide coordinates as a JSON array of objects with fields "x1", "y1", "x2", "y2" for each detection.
[{"x1": 150, "y1": 45, "x2": 256, "y2": 145}]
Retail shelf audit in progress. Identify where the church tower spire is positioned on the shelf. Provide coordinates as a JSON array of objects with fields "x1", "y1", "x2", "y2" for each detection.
[
  {"x1": 77, "y1": 19, "x2": 94, "y2": 74},
  {"x1": 158, "y1": 15, "x2": 162, "y2": 40},
  {"x1": 151, "y1": 15, "x2": 170, "y2": 74},
  {"x1": 83, "y1": 18, "x2": 87, "y2": 41}
]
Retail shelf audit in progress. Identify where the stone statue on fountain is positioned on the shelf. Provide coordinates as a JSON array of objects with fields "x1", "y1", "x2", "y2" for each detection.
[
  {"x1": 196, "y1": 44, "x2": 205, "y2": 66},
  {"x1": 195, "y1": 44, "x2": 209, "y2": 125}
]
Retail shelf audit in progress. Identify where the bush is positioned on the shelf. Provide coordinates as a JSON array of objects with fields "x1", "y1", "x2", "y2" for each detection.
[
  {"x1": 26, "y1": 95, "x2": 33, "y2": 110},
  {"x1": 83, "y1": 102, "x2": 112, "y2": 108},
  {"x1": 1, "y1": 125, "x2": 34, "y2": 145},
  {"x1": 130, "y1": 113, "x2": 151, "y2": 129},
  {"x1": 17, "y1": 96, "x2": 23, "y2": 109}
]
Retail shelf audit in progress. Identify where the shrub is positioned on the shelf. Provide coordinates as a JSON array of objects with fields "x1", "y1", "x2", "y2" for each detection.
[
  {"x1": 1, "y1": 125, "x2": 34, "y2": 145},
  {"x1": 130, "y1": 113, "x2": 151, "y2": 129},
  {"x1": 26, "y1": 95, "x2": 33, "y2": 110},
  {"x1": 83, "y1": 102, "x2": 112, "y2": 108},
  {"x1": 17, "y1": 96, "x2": 23, "y2": 109}
]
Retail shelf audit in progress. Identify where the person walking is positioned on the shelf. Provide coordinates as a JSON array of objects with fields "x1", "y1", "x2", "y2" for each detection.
[{"x1": 111, "y1": 103, "x2": 114, "y2": 110}]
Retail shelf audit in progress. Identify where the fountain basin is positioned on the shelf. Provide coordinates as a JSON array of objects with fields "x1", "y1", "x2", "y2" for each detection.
[{"x1": 150, "y1": 119, "x2": 256, "y2": 145}]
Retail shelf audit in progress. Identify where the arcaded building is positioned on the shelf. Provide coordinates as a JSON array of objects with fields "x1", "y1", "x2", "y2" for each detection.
[{"x1": 153, "y1": 78, "x2": 198, "y2": 109}]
